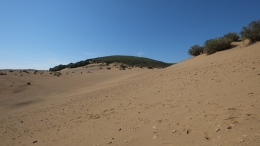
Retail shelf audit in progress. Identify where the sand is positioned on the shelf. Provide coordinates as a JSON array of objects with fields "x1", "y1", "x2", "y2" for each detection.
[{"x1": 0, "y1": 40, "x2": 260, "y2": 146}]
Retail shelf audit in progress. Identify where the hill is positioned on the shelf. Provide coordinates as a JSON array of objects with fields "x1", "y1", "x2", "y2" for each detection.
[
  {"x1": 49, "y1": 55, "x2": 173, "y2": 71},
  {"x1": 1, "y1": 41, "x2": 260, "y2": 146}
]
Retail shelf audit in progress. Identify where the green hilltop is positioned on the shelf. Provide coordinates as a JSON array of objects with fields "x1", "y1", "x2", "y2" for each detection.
[{"x1": 49, "y1": 55, "x2": 174, "y2": 71}]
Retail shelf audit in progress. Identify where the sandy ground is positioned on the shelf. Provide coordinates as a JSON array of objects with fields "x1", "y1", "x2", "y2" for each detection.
[{"x1": 0, "y1": 40, "x2": 260, "y2": 146}]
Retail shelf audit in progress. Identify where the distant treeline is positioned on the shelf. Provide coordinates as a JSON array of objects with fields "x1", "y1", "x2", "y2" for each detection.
[{"x1": 49, "y1": 55, "x2": 174, "y2": 71}]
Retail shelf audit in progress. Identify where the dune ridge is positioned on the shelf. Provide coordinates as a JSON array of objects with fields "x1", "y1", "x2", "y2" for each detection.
[{"x1": 0, "y1": 41, "x2": 260, "y2": 146}]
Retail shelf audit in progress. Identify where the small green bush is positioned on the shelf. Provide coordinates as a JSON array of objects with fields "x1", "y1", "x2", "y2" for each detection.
[
  {"x1": 188, "y1": 45, "x2": 204, "y2": 56},
  {"x1": 223, "y1": 32, "x2": 240, "y2": 42},
  {"x1": 204, "y1": 37, "x2": 232, "y2": 55},
  {"x1": 240, "y1": 20, "x2": 260, "y2": 43}
]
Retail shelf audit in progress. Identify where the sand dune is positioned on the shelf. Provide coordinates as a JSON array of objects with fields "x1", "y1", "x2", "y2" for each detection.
[{"x1": 1, "y1": 41, "x2": 260, "y2": 146}]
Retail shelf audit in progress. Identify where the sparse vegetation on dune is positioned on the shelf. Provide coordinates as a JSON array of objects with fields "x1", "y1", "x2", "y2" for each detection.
[
  {"x1": 204, "y1": 37, "x2": 233, "y2": 55},
  {"x1": 188, "y1": 19, "x2": 260, "y2": 56},
  {"x1": 49, "y1": 55, "x2": 173, "y2": 71},
  {"x1": 223, "y1": 32, "x2": 240, "y2": 42},
  {"x1": 240, "y1": 20, "x2": 260, "y2": 43}
]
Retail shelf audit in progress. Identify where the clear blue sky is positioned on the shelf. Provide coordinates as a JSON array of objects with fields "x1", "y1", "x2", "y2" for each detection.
[{"x1": 1, "y1": 0, "x2": 259, "y2": 70}]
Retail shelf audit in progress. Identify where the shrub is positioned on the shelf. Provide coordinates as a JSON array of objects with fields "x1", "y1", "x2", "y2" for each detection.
[
  {"x1": 120, "y1": 64, "x2": 126, "y2": 70},
  {"x1": 240, "y1": 20, "x2": 260, "y2": 43},
  {"x1": 223, "y1": 32, "x2": 240, "y2": 42},
  {"x1": 0, "y1": 72, "x2": 7, "y2": 75},
  {"x1": 23, "y1": 70, "x2": 29, "y2": 73},
  {"x1": 54, "y1": 72, "x2": 62, "y2": 77},
  {"x1": 204, "y1": 37, "x2": 232, "y2": 55},
  {"x1": 188, "y1": 45, "x2": 204, "y2": 56}
]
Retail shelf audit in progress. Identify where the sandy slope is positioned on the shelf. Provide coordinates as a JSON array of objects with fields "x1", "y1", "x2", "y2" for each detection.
[{"x1": 0, "y1": 41, "x2": 260, "y2": 146}]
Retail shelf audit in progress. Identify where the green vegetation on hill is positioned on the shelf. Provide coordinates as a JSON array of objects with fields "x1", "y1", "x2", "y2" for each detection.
[
  {"x1": 91, "y1": 56, "x2": 173, "y2": 67},
  {"x1": 240, "y1": 20, "x2": 260, "y2": 43},
  {"x1": 188, "y1": 32, "x2": 239, "y2": 56},
  {"x1": 223, "y1": 32, "x2": 240, "y2": 42},
  {"x1": 49, "y1": 55, "x2": 173, "y2": 71},
  {"x1": 204, "y1": 37, "x2": 233, "y2": 55},
  {"x1": 188, "y1": 19, "x2": 259, "y2": 56}
]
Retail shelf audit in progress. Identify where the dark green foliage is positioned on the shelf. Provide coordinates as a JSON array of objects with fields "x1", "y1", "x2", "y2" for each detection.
[
  {"x1": 49, "y1": 64, "x2": 66, "y2": 72},
  {"x1": 49, "y1": 59, "x2": 91, "y2": 71},
  {"x1": 188, "y1": 45, "x2": 204, "y2": 56},
  {"x1": 223, "y1": 32, "x2": 240, "y2": 42},
  {"x1": 240, "y1": 20, "x2": 260, "y2": 43},
  {"x1": 90, "y1": 56, "x2": 173, "y2": 68},
  {"x1": 204, "y1": 37, "x2": 232, "y2": 55},
  {"x1": 49, "y1": 56, "x2": 173, "y2": 71},
  {"x1": 66, "y1": 59, "x2": 91, "y2": 69}
]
